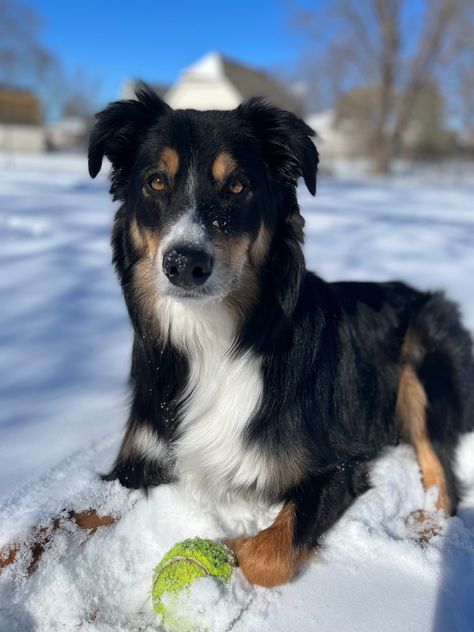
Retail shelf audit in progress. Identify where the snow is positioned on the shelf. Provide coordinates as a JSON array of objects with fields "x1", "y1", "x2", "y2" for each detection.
[
  {"x1": 1, "y1": 154, "x2": 473, "y2": 631},
  {"x1": 0, "y1": 154, "x2": 130, "y2": 499}
]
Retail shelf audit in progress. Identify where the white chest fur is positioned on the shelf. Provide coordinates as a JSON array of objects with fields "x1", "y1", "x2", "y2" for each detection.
[{"x1": 157, "y1": 299, "x2": 270, "y2": 498}]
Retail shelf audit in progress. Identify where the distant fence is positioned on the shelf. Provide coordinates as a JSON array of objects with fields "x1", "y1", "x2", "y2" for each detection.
[{"x1": 0, "y1": 124, "x2": 45, "y2": 154}]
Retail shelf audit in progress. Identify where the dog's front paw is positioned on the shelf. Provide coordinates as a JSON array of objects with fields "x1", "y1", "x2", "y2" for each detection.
[
  {"x1": 227, "y1": 530, "x2": 306, "y2": 588},
  {"x1": 102, "y1": 460, "x2": 173, "y2": 490}
]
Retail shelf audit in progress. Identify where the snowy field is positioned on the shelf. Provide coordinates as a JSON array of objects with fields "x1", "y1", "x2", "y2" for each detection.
[{"x1": 0, "y1": 154, "x2": 473, "y2": 631}]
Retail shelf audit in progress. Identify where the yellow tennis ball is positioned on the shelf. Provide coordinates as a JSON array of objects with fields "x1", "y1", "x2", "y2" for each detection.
[{"x1": 152, "y1": 538, "x2": 235, "y2": 631}]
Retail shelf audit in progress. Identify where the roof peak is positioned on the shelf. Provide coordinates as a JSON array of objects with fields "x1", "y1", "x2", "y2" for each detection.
[
  {"x1": 171, "y1": 51, "x2": 303, "y2": 114},
  {"x1": 184, "y1": 52, "x2": 225, "y2": 80}
]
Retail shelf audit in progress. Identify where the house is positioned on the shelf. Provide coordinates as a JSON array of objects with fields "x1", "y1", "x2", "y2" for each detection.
[
  {"x1": 166, "y1": 52, "x2": 300, "y2": 112},
  {"x1": 306, "y1": 110, "x2": 367, "y2": 160},
  {"x1": 123, "y1": 54, "x2": 391, "y2": 159},
  {"x1": 0, "y1": 86, "x2": 45, "y2": 153},
  {"x1": 45, "y1": 117, "x2": 88, "y2": 151},
  {"x1": 121, "y1": 52, "x2": 301, "y2": 113}
]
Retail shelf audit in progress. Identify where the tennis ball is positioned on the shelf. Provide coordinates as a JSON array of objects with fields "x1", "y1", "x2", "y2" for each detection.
[{"x1": 152, "y1": 538, "x2": 235, "y2": 631}]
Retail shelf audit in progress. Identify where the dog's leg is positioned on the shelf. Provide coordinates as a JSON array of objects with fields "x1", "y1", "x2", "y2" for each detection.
[
  {"x1": 229, "y1": 464, "x2": 369, "y2": 587},
  {"x1": 104, "y1": 420, "x2": 175, "y2": 490},
  {"x1": 227, "y1": 502, "x2": 308, "y2": 588},
  {"x1": 396, "y1": 330, "x2": 453, "y2": 515}
]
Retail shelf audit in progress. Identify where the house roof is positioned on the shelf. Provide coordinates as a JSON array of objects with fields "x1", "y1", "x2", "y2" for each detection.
[
  {"x1": 180, "y1": 52, "x2": 302, "y2": 113},
  {"x1": 0, "y1": 86, "x2": 42, "y2": 125}
]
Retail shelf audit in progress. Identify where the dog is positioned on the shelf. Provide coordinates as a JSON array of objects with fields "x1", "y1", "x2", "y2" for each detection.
[{"x1": 84, "y1": 86, "x2": 474, "y2": 588}]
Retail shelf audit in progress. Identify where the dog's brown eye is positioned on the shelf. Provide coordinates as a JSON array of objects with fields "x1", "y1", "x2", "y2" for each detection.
[
  {"x1": 148, "y1": 175, "x2": 167, "y2": 192},
  {"x1": 228, "y1": 177, "x2": 245, "y2": 195}
]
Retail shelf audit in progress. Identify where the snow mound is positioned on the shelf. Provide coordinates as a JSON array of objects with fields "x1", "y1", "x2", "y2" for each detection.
[{"x1": 1, "y1": 434, "x2": 473, "y2": 631}]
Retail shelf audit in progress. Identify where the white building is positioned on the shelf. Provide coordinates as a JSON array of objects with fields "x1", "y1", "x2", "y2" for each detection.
[
  {"x1": 306, "y1": 110, "x2": 367, "y2": 160},
  {"x1": 121, "y1": 54, "x2": 373, "y2": 159},
  {"x1": 0, "y1": 124, "x2": 45, "y2": 154},
  {"x1": 122, "y1": 52, "x2": 301, "y2": 114},
  {"x1": 0, "y1": 87, "x2": 45, "y2": 154},
  {"x1": 45, "y1": 117, "x2": 88, "y2": 151}
]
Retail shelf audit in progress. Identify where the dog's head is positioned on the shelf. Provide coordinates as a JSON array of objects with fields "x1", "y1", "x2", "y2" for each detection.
[{"x1": 89, "y1": 86, "x2": 318, "y2": 321}]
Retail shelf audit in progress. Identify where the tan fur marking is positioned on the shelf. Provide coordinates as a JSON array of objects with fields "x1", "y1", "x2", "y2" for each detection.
[
  {"x1": 126, "y1": 215, "x2": 164, "y2": 340},
  {"x1": 222, "y1": 224, "x2": 271, "y2": 322},
  {"x1": 417, "y1": 441, "x2": 451, "y2": 513},
  {"x1": 230, "y1": 502, "x2": 308, "y2": 587},
  {"x1": 397, "y1": 364, "x2": 427, "y2": 442},
  {"x1": 132, "y1": 256, "x2": 160, "y2": 326},
  {"x1": 128, "y1": 217, "x2": 161, "y2": 327},
  {"x1": 129, "y1": 217, "x2": 160, "y2": 258},
  {"x1": 400, "y1": 328, "x2": 424, "y2": 366},
  {"x1": 212, "y1": 152, "x2": 237, "y2": 182},
  {"x1": 226, "y1": 267, "x2": 260, "y2": 320},
  {"x1": 129, "y1": 217, "x2": 146, "y2": 253},
  {"x1": 249, "y1": 223, "x2": 271, "y2": 268},
  {"x1": 228, "y1": 235, "x2": 251, "y2": 269},
  {"x1": 144, "y1": 231, "x2": 159, "y2": 257},
  {"x1": 396, "y1": 332, "x2": 451, "y2": 513},
  {"x1": 160, "y1": 147, "x2": 180, "y2": 178}
]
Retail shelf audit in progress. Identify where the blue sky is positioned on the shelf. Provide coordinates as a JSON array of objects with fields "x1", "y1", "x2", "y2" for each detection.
[{"x1": 26, "y1": 0, "x2": 314, "y2": 105}]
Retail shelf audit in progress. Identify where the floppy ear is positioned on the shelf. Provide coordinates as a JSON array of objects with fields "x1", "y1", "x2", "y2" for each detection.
[
  {"x1": 237, "y1": 98, "x2": 319, "y2": 195},
  {"x1": 88, "y1": 85, "x2": 171, "y2": 197}
]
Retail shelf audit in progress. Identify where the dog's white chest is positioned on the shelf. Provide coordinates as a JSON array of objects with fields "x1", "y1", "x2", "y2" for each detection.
[
  {"x1": 175, "y1": 346, "x2": 264, "y2": 494},
  {"x1": 160, "y1": 300, "x2": 267, "y2": 496}
]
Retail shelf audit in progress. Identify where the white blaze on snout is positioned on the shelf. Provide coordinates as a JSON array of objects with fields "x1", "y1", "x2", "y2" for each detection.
[
  {"x1": 155, "y1": 210, "x2": 213, "y2": 295},
  {"x1": 159, "y1": 160, "x2": 208, "y2": 256},
  {"x1": 160, "y1": 210, "x2": 210, "y2": 254}
]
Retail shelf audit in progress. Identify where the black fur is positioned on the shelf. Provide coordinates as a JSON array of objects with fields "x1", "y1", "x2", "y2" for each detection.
[{"x1": 89, "y1": 86, "x2": 474, "y2": 569}]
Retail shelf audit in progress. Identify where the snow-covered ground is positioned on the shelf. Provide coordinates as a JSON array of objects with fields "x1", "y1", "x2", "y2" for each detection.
[{"x1": 1, "y1": 154, "x2": 473, "y2": 631}]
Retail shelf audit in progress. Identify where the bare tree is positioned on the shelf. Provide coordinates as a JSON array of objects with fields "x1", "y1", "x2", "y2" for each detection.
[
  {"x1": 56, "y1": 70, "x2": 102, "y2": 149},
  {"x1": 290, "y1": 0, "x2": 474, "y2": 172},
  {"x1": 0, "y1": 0, "x2": 57, "y2": 103},
  {"x1": 458, "y1": 63, "x2": 474, "y2": 146},
  {"x1": 449, "y1": 20, "x2": 474, "y2": 149},
  {"x1": 60, "y1": 71, "x2": 102, "y2": 120},
  {"x1": 0, "y1": 0, "x2": 101, "y2": 124}
]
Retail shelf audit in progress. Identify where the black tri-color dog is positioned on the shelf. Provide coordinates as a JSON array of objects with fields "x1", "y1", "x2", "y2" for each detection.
[{"x1": 87, "y1": 86, "x2": 473, "y2": 587}]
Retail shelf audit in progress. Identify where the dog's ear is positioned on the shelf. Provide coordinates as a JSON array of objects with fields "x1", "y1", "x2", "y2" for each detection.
[
  {"x1": 237, "y1": 98, "x2": 318, "y2": 195},
  {"x1": 88, "y1": 85, "x2": 171, "y2": 185}
]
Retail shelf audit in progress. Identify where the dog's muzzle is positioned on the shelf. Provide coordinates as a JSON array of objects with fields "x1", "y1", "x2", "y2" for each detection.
[{"x1": 163, "y1": 246, "x2": 213, "y2": 289}]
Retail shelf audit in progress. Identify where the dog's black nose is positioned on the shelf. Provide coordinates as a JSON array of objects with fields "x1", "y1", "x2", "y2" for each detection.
[{"x1": 163, "y1": 246, "x2": 213, "y2": 288}]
